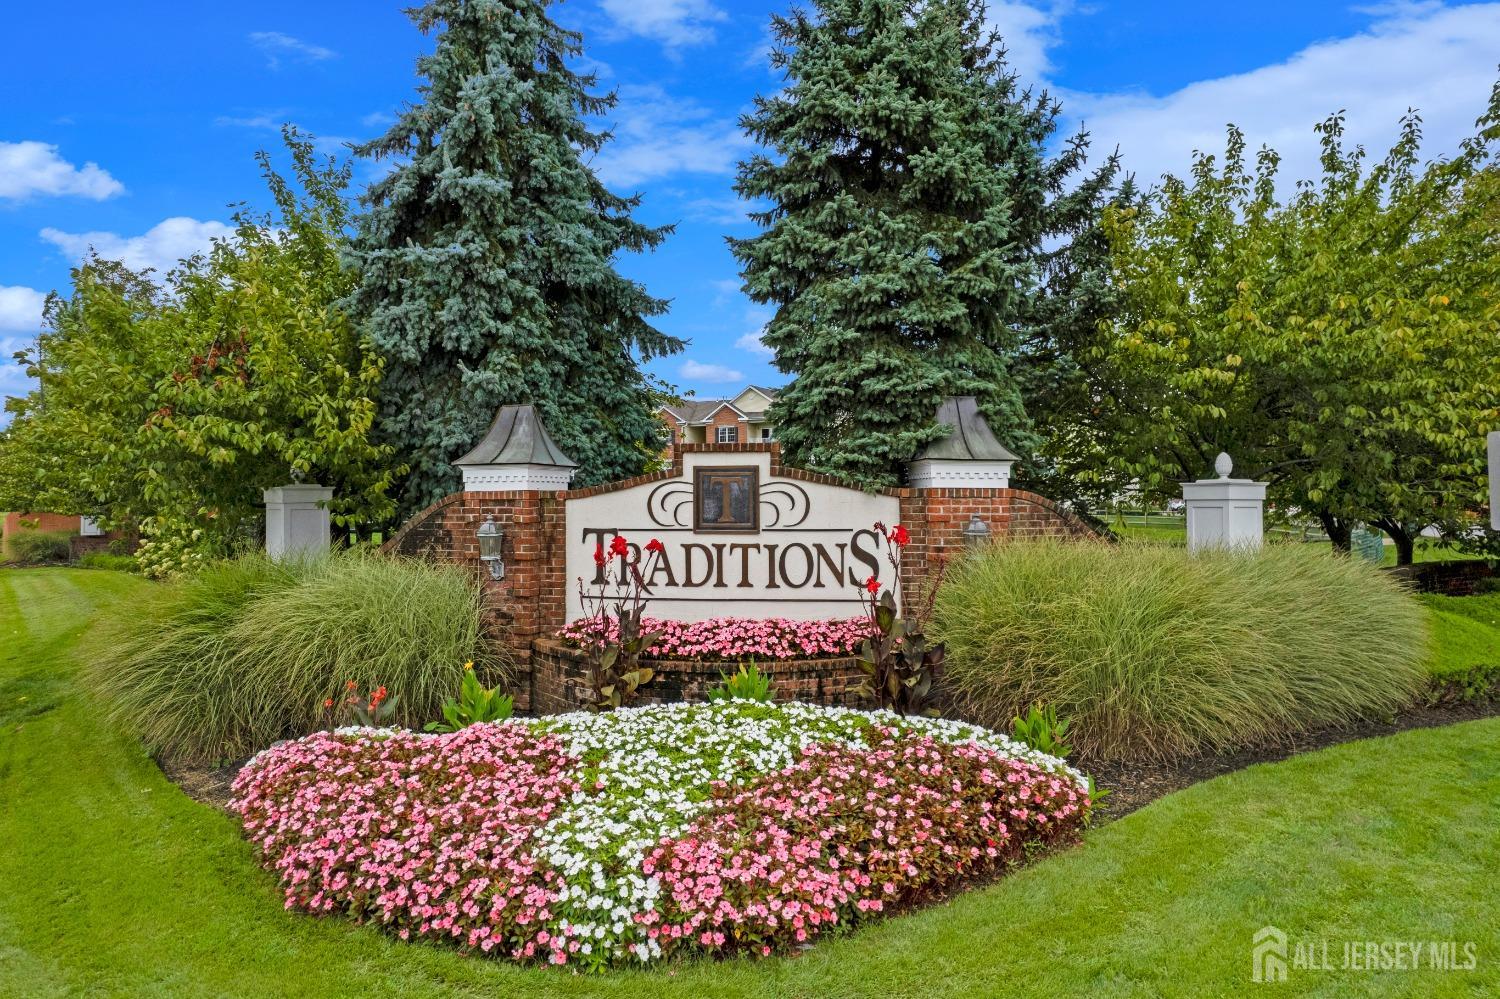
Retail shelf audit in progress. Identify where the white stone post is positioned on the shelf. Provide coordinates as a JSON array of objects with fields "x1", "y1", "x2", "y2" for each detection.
[
  {"x1": 1181, "y1": 453, "x2": 1267, "y2": 552},
  {"x1": 263, "y1": 483, "x2": 333, "y2": 560},
  {"x1": 1489, "y1": 432, "x2": 1499, "y2": 530}
]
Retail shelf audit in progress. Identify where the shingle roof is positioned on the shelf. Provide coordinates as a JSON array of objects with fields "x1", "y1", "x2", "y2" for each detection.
[
  {"x1": 914, "y1": 396, "x2": 1019, "y2": 461},
  {"x1": 453, "y1": 404, "x2": 577, "y2": 468},
  {"x1": 661, "y1": 398, "x2": 732, "y2": 423},
  {"x1": 661, "y1": 386, "x2": 780, "y2": 424}
]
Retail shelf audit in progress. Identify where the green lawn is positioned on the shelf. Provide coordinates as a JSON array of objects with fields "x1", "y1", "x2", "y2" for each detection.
[
  {"x1": 1421, "y1": 592, "x2": 1500, "y2": 696},
  {"x1": 1113, "y1": 516, "x2": 1482, "y2": 566},
  {"x1": 3, "y1": 568, "x2": 1499, "y2": 997}
]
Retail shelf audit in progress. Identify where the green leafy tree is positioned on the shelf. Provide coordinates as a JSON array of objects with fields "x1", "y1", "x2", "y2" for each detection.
[
  {"x1": 733, "y1": 0, "x2": 1122, "y2": 487},
  {"x1": 1074, "y1": 84, "x2": 1500, "y2": 561},
  {"x1": 1, "y1": 260, "x2": 167, "y2": 529},
  {"x1": 346, "y1": 0, "x2": 682, "y2": 513},
  {"x1": 0, "y1": 130, "x2": 397, "y2": 574}
]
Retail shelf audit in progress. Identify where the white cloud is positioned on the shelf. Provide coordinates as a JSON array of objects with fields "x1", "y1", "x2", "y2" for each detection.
[
  {"x1": 680, "y1": 359, "x2": 744, "y2": 382},
  {"x1": 984, "y1": 1, "x2": 1073, "y2": 85},
  {"x1": 683, "y1": 194, "x2": 755, "y2": 224},
  {"x1": 599, "y1": 0, "x2": 727, "y2": 49},
  {"x1": 708, "y1": 278, "x2": 741, "y2": 302},
  {"x1": 734, "y1": 304, "x2": 775, "y2": 357},
  {"x1": 249, "y1": 31, "x2": 336, "y2": 69},
  {"x1": 1062, "y1": 3, "x2": 1500, "y2": 193},
  {"x1": 0, "y1": 289, "x2": 49, "y2": 408},
  {"x1": 0, "y1": 286, "x2": 47, "y2": 332},
  {"x1": 734, "y1": 331, "x2": 772, "y2": 357},
  {"x1": 361, "y1": 111, "x2": 395, "y2": 128},
  {"x1": 0, "y1": 141, "x2": 124, "y2": 201},
  {"x1": 595, "y1": 85, "x2": 754, "y2": 188},
  {"x1": 41, "y1": 217, "x2": 236, "y2": 276},
  {"x1": 215, "y1": 112, "x2": 284, "y2": 129}
]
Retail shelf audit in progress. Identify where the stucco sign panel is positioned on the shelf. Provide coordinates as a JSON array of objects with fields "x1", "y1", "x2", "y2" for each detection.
[{"x1": 565, "y1": 452, "x2": 901, "y2": 623}]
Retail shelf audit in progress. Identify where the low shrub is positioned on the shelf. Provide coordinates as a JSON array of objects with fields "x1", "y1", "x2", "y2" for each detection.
[
  {"x1": 76, "y1": 552, "x2": 139, "y2": 572},
  {"x1": 934, "y1": 540, "x2": 1429, "y2": 760},
  {"x1": 97, "y1": 551, "x2": 507, "y2": 763},
  {"x1": 4, "y1": 530, "x2": 73, "y2": 565},
  {"x1": 230, "y1": 702, "x2": 1087, "y2": 970},
  {"x1": 557, "y1": 616, "x2": 873, "y2": 661}
]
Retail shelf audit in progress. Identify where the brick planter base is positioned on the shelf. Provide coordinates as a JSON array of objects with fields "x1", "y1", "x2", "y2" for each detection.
[{"x1": 529, "y1": 639, "x2": 867, "y2": 716}]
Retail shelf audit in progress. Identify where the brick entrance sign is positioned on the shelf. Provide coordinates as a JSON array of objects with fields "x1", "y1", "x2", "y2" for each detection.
[{"x1": 382, "y1": 398, "x2": 1093, "y2": 713}]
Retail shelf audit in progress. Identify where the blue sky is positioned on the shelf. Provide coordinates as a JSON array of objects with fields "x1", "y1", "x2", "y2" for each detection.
[{"x1": 2, "y1": 0, "x2": 1498, "y2": 415}]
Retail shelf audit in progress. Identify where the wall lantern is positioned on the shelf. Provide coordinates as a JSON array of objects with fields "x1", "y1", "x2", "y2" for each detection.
[
  {"x1": 962, "y1": 513, "x2": 991, "y2": 549},
  {"x1": 477, "y1": 516, "x2": 504, "y2": 580}
]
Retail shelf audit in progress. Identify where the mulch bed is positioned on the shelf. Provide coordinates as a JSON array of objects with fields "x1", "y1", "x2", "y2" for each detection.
[
  {"x1": 160, "y1": 699, "x2": 1500, "y2": 822},
  {"x1": 1079, "y1": 698, "x2": 1500, "y2": 823}
]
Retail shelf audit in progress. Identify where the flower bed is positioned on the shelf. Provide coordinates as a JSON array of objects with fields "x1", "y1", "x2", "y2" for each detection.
[
  {"x1": 555, "y1": 616, "x2": 874, "y2": 662},
  {"x1": 230, "y1": 702, "x2": 1089, "y2": 970}
]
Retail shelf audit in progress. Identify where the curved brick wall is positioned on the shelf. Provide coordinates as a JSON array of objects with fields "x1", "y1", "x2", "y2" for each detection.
[
  {"x1": 530, "y1": 640, "x2": 866, "y2": 715},
  {"x1": 380, "y1": 444, "x2": 1095, "y2": 712}
]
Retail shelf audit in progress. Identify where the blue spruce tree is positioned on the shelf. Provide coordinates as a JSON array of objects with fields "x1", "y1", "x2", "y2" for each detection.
[
  {"x1": 348, "y1": 0, "x2": 682, "y2": 512},
  {"x1": 733, "y1": 0, "x2": 1122, "y2": 487}
]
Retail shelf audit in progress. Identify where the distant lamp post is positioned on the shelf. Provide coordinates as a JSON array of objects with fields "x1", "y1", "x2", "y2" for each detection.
[
  {"x1": 962, "y1": 513, "x2": 991, "y2": 549},
  {"x1": 477, "y1": 516, "x2": 504, "y2": 580}
]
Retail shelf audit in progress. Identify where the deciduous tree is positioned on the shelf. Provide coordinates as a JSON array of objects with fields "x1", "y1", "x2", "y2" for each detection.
[
  {"x1": 1071, "y1": 84, "x2": 1500, "y2": 561},
  {"x1": 0, "y1": 130, "x2": 397, "y2": 574}
]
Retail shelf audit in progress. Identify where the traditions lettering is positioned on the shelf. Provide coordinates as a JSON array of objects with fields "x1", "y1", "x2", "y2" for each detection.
[{"x1": 579, "y1": 529, "x2": 887, "y2": 593}]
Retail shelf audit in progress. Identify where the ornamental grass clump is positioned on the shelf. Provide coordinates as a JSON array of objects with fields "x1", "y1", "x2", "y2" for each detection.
[
  {"x1": 98, "y1": 550, "x2": 506, "y2": 764},
  {"x1": 934, "y1": 539, "x2": 1429, "y2": 760},
  {"x1": 4, "y1": 530, "x2": 73, "y2": 565},
  {"x1": 230, "y1": 701, "x2": 1089, "y2": 970}
]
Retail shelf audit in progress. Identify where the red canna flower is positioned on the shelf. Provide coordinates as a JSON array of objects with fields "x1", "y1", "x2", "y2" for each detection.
[
  {"x1": 888, "y1": 524, "x2": 910, "y2": 546},
  {"x1": 593, "y1": 544, "x2": 606, "y2": 568},
  {"x1": 865, "y1": 575, "x2": 881, "y2": 594},
  {"x1": 645, "y1": 538, "x2": 665, "y2": 554},
  {"x1": 609, "y1": 535, "x2": 630, "y2": 558}
]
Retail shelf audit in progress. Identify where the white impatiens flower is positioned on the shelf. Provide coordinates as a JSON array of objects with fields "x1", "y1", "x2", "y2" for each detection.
[{"x1": 515, "y1": 700, "x2": 1083, "y2": 964}]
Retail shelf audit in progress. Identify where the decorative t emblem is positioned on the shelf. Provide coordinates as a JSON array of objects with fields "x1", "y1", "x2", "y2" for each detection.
[{"x1": 693, "y1": 466, "x2": 759, "y2": 532}]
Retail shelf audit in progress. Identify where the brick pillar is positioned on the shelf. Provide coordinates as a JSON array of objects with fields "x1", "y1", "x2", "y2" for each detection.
[{"x1": 383, "y1": 489, "x2": 570, "y2": 712}]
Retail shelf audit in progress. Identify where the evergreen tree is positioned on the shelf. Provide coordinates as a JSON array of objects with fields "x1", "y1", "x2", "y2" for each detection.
[
  {"x1": 348, "y1": 0, "x2": 682, "y2": 513},
  {"x1": 733, "y1": 0, "x2": 1121, "y2": 487},
  {"x1": 1010, "y1": 137, "x2": 1134, "y2": 512}
]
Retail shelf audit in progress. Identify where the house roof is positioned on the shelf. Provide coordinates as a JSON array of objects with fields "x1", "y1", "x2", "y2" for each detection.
[
  {"x1": 661, "y1": 397, "x2": 766, "y2": 424},
  {"x1": 660, "y1": 398, "x2": 730, "y2": 423},
  {"x1": 914, "y1": 396, "x2": 1019, "y2": 462},
  {"x1": 453, "y1": 404, "x2": 577, "y2": 468}
]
